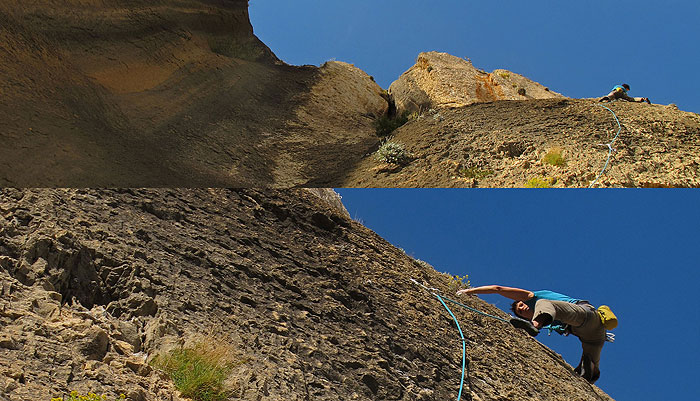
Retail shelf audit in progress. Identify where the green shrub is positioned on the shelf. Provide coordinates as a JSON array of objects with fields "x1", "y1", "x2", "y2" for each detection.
[
  {"x1": 459, "y1": 166, "x2": 493, "y2": 179},
  {"x1": 542, "y1": 148, "x2": 565, "y2": 166},
  {"x1": 525, "y1": 177, "x2": 555, "y2": 188},
  {"x1": 374, "y1": 111, "x2": 409, "y2": 137},
  {"x1": 151, "y1": 341, "x2": 240, "y2": 401},
  {"x1": 375, "y1": 142, "x2": 412, "y2": 165},
  {"x1": 498, "y1": 71, "x2": 510, "y2": 79}
]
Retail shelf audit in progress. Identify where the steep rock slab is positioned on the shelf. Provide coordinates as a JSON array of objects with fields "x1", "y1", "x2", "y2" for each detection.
[
  {"x1": 389, "y1": 51, "x2": 565, "y2": 113},
  {"x1": 0, "y1": 1, "x2": 387, "y2": 187},
  {"x1": 0, "y1": 189, "x2": 614, "y2": 400},
  {"x1": 262, "y1": 61, "x2": 388, "y2": 187},
  {"x1": 343, "y1": 99, "x2": 700, "y2": 188}
]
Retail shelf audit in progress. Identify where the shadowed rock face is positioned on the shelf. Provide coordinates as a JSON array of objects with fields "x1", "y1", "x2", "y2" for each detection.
[
  {"x1": 0, "y1": 189, "x2": 615, "y2": 400},
  {"x1": 0, "y1": 1, "x2": 387, "y2": 187},
  {"x1": 1, "y1": 2, "x2": 697, "y2": 188},
  {"x1": 389, "y1": 52, "x2": 565, "y2": 114}
]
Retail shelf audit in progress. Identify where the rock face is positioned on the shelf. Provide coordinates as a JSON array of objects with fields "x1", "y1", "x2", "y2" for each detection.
[
  {"x1": 0, "y1": 189, "x2": 614, "y2": 400},
  {"x1": 389, "y1": 52, "x2": 565, "y2": 113},
  {"x1": 343, "y1": 99, "x2": 700, "y2": 188},
  {"x1": 1, "y1": 1, "x2": 696, "y2": 188},
  {"x1": 269, "y1": 61, "x2": 388, "y2": 187},
  {"x1": 0, "y1": 1, "x2": 387, "y2": 187}
]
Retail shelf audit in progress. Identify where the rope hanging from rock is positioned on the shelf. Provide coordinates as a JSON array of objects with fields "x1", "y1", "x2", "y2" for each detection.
[
  {"x1": 411, "y1": 278, "x2": 513, "y2": 401},
  {"x1": 435, "y1": 293, "x2": 467, "y2": 401},
  {"x1": 589, "y1": 103, "x2": 623, "y2": 187},
  {"x1": 411, "y1": 279, "x2": 510, "y2": 323}
]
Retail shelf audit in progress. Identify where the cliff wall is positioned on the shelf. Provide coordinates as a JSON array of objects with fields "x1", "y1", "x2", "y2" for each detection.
[
  {"x1": 0, "y1": 1, "x2": 386, "y2": 187},
  {"x1": 0, "y1": 189, "x2": 614, "y2": 400}
]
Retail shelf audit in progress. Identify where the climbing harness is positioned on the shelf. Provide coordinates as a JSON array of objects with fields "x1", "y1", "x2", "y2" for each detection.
[{"x1": 589, "y1": 103, "x2": 623, "y2": 187}]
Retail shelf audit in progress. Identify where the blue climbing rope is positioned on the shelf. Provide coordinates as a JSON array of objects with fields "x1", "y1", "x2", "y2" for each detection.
[
  {"x1": 412, "y1": 278, "x2": 514, "y2": 401},
  {"x1": 410, "y1": 279, "x2": 510, "y2": 323},
  {"x1": 411, "y1": 278, "x2": 617, "y2": 400},
  {"x1": 435, "y1": 294, "x2": 467, "y2": 401},
  {"x1": 590, "y1": 103, "x2": 623, "y2": 188}
]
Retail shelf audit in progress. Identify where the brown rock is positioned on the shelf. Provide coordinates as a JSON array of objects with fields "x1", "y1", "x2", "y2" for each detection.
[
  {"x1": 79, "y1": 327, "x2": 109, "y2": 361},
  {"x1": 126, "y1": 294, "x2": 158, "y2": 317},
  {"x1": 0, "y1": 1, "x2": 386, "y2": 188},
  {"x1": 0, "y1": 334, "x2": 20, "y2": 350},
  {"x1": 4, "y1": 379, "x2": 19, "y2": 393},
  {"x1": 304, "y1": 189, "x2": 351, "y2": 219},
  {"x1": 31, "y1": 296, "x2": 60, "y2": 319},
  {"x1": 127, "y1": 388, "x2": 147, "y2": 401},
  {"x1": 5, "y1": 366, "x2": 25, "y2": 382},
  {"x1": 343, "y1": 99, "x2": 700, "y2": 188},
  {"x1": 0, "y1": 189, "x2": 618, "y2": 400},
  {"x1": 125, "y1": 357, "x2": 151, "y2": 377},
  {"x1": 113, "y1": 340, "x2": 134, "y2": 356},
  {"x1": 389, "y1": 52, "x2": 565, "y2": 114},
  {"x1": 113, "y1": 320, "x2": 142, "y2": 353}
]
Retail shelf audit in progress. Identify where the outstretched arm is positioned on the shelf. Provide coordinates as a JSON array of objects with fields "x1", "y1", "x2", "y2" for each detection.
[{"x1": 456, "y1": 285, "x2": 533, "y2": 301}]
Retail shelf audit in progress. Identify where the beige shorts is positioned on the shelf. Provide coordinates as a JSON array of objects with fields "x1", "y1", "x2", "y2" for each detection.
[{"x1": 534, "y1": 299, "x2": 606, "y2": 365}]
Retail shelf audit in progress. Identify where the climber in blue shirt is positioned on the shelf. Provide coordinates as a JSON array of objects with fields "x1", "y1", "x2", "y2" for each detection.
[
  {"x1": 599, "y1": 83, "x2": 651, "y2": 104},
  {"x1": 457, "y1": 285, "x2": 606, "y2": 384}
]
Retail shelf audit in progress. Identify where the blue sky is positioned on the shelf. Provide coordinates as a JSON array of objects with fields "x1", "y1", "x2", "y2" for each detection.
[
  {"x1": 336, "y1": 189, "x2": 700, "y2": 401},
  {"x1": 249, "y1": 2, "x2": 699, "y2": 399},
  {"x1": 250, "y1": 0, "x2": 700, "y2": 113}
]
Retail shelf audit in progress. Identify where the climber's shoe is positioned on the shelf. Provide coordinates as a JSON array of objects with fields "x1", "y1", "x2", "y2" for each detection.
[
  {"x1": 574, "y1": 353, "x2": 600, "y2": 384},
  {"x1": 509, "y1": 316, "x2": 539, "y2": 337}
]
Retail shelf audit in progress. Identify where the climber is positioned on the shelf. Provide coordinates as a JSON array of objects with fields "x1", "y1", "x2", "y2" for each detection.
[
  {"x1": 456, "y1": 285, "x2": 607, "y2": 384},
  {"x1": 599, "y1": 83, "x2": 651, "y2": 104}
]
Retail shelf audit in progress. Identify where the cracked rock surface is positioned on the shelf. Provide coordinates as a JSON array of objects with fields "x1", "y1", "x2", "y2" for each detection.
[
  {"x1": 344, "y1": 98, "x2": 700, "y2": 188},
  {"x1": 1, "y1": 189, "x2": 613, "y2": 400}
]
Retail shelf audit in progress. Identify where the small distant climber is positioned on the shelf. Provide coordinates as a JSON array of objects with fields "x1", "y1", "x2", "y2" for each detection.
[
  {"x1": 456, "y1": 285, "x2": 616, "y2": 384},
  {"x1": 599, "y1": 83, "x2": 651, "y2": 104}
]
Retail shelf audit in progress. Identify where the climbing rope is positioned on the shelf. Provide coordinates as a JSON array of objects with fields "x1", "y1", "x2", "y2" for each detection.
[
  {"x1": 411, "y1": 279, "x2": 510, "y2": 323},
  {"x1": 589, "y1": 103, "x2": 623, "y2": 188},
  {"x1": 435, "y1": 293, "x2": 467, "y2": 401},
  {"x1": 440, "y1": 295, "x2": 510, "y2": 324},
  {"x1": 411, "y1": 278, "x2": 513, "y2": 401},
  {"x1": 411, "y1": 278, "x2": 619, "y2": 400}
]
